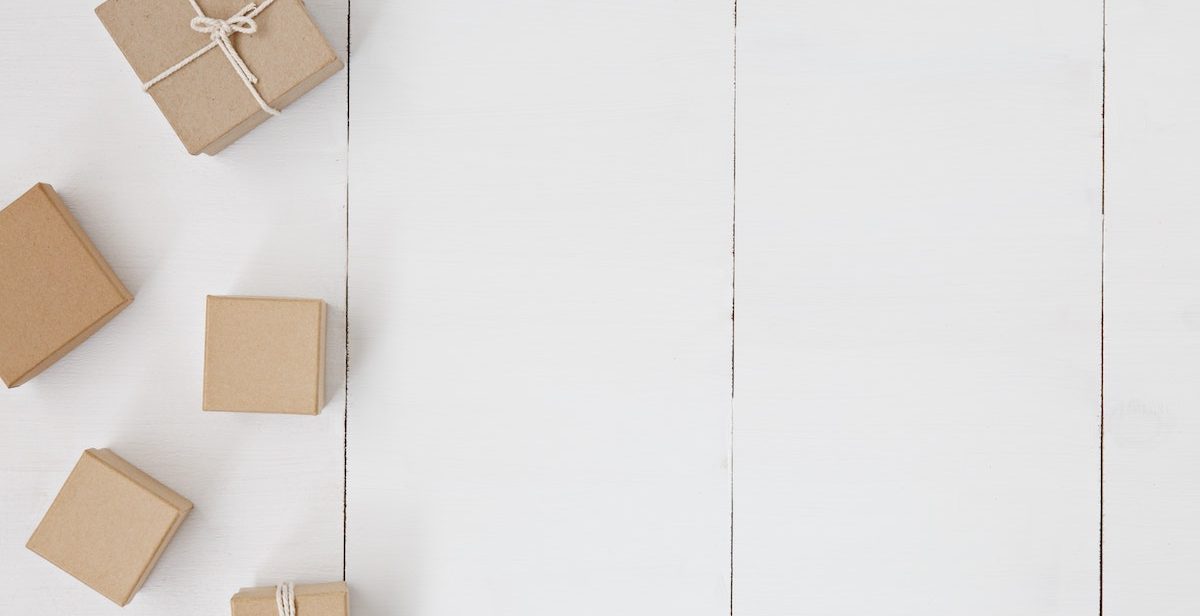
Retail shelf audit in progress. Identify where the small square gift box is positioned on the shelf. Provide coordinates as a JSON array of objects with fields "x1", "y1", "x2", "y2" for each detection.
[
  {"x1": 27, "y1": 449, "x2": 193, "y2": 606},
  {"x1": 95, "y1": 0, "x2": 343, "y2": 155},
  {"x1": 0, "y1": 184, "x2": 132, "y2": 388},
  {"x1": 231, "y1": 582, "x2": 349, "y2": 616},
  {"x1": 204, "y1": 295, "x2": 327, "y2": 414}
]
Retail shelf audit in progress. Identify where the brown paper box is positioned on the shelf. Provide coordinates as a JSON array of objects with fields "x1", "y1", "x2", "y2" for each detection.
[
  {"x1": 95, "y1": 0, "x2": 343, "y2": 155},
  {"x1": 204, "y1": 295, "x2": 327, "y2": 414},
  {"x1": 231, "y1": 582, "x2": 349, "y2": 616},
  {"x1": 0, "y1": 184, "x2": 132, "y2": 388},
  {"x1": 27, "y1": 449, "x2": 193, "y2": 606}
]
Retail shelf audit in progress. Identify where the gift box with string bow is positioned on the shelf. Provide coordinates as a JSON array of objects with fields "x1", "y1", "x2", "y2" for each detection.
[{"x1": 96, "y1": 0, "x2": 343, "y2": 155}]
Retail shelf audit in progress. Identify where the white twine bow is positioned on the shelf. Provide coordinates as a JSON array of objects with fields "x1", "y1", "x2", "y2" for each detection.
[
  {"x1": 275, "y1": 582, "x2": 296, "y2": 616},
  {"x1": 142, "y1": 0, "x2": 281, "y2": 116}
]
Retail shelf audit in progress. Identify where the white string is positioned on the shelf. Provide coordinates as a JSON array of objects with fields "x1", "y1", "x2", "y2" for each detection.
[
  {"x1": 275, "y1": 582, "x2": 295, "y2": 616},
  {"x1": 142, "y1": 0, "x2": 280, "y2": 116}
]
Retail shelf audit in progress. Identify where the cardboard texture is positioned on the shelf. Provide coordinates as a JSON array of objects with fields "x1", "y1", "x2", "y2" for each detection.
[
  {"x1": 95, "y1": 0, "x2": 343, "y2": 155},
  {"x1": 26, "y1": 449, "x2": 193, "y2": 606},
  {"x1": 204, "y1": 296, "x2": 327, "y2": 414},
  {"x1": 0, "y1": 184, "x2": 132, "y2": 388},
  {"x1": 231, "y1": 582, "x2": 349, "y2": 616}
]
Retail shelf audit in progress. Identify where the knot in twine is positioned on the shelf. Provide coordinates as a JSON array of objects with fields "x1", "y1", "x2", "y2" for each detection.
[
  {"x1": 275, "y1": 582, "x2": 296, "y2": 616},
  {"x1": 142, "y1": 0, "x2": 280, "y2": 116},
  {"x1": 190, "y1": 8, "x2": 259, "y2": 39}
]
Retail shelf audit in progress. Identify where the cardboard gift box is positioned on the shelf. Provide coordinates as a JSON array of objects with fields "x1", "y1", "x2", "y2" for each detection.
[
  {"x1": 95, "y1": 0, "x2": 343, "y2": 155},
  {"x1": 204, "y1": 295, "x2": 327, "y2": 414},
  {"x1": 0, "y1": 184, "x2": 133, "y2": 388},
  {"x1": 231, "y1": 582, "x2": 349, "y2": 616},
  {"x1": 27, "y1": 449, "x2": 193, "y2": 606}
]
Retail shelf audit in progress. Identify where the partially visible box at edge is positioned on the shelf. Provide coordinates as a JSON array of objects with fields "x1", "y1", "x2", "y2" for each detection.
[
  {"x1": 95, "y1": 0, "x2": 344, "y2": 155},
  {"x1": 0, "y1": 183, "x2": 132, "y2": 388},
  {"x1": 231, "y1": 582, "x2": 349, "y2": 616}
]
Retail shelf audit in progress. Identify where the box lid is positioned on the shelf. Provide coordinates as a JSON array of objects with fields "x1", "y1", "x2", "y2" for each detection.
[
  {"x1": 26, "y1": 449, "x2": 192, "y2": 606},
  {"x1": 0, "y1": 184, "x2": 132, "y2": 387}
]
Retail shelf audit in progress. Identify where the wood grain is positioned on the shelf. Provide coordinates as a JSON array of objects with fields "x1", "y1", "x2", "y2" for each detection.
[
  {"x1": 346, "y1": 1, "x2": 734, "y2": 614},
  {"x1": 1103, "y1": 2, "x2": 1200, "y2": 613},
  {"x1": 733, "y1": 2, "x2": 1103, "y2": 613}
]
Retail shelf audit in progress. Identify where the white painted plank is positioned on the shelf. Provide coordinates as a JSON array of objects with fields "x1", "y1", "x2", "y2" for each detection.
[
  {"x1": 347, "y1": 1, "x2": 733, "y2": 613},
  {"x1": 1103, "y1": 3, "x2": 1200, "y2": 613},
  {"x1": 734, "y1": 2, "x2": 1102, "y2": 613},
  {"x1": 0, "y1": 1, "x2": 348, "y2": 613}
]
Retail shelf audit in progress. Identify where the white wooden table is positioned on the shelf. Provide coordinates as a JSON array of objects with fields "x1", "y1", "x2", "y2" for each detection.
[{"x1": 0, "y1": 1, "x2": 1190, "y2": 614}]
